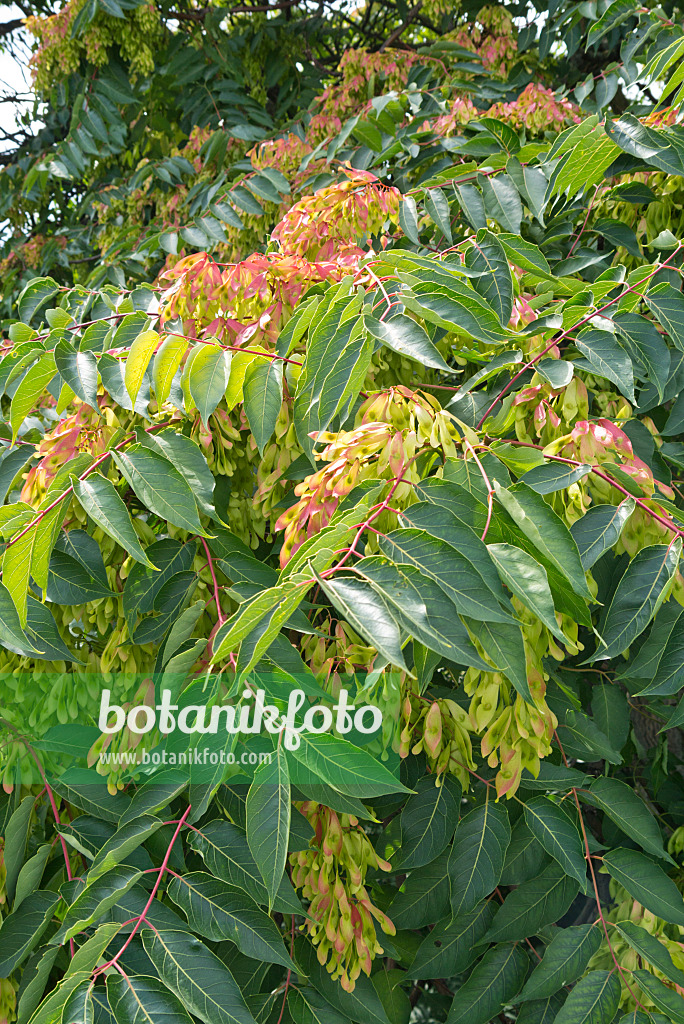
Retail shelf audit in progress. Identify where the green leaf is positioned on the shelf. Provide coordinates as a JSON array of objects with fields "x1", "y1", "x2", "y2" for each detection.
[
  {"x1": 517, "y1": 994, "x2": 566, "y2": 1024},
  {"x1": 519, "y1": 761, "x2": 588, "y2": 792},
  {"x1": 483, "y1": 862, "x2": 580, "y2": 943},
  {"x1": 506, "y1": 162, "x2": 548, "y2": 225},
  {"x1": 495, "y1": 482, "x2": 594, "y2": 601},
  {"x1": 389, "y1": 849, "x2": 451, "y2": 928},
  {"x1": 213, "y1": 582, "x2": 306, "y2": 669},
  {"x1": 395, "y1": 775, "x2": 460, "y2": 870},
  {"x1": 108, "y1": 974, "x2": 194, "y2": 1024},
  {"x1": 449, "y1": 796, "x2": 510, "y2": 915},
  {"x1": 46, "y1": 549, "x2": 111, "y2": 604},
  {"x1": 445, "y1": 942, "x2": 528, "y2": 1024},
  {"x1": 398, "y1": 502, "x2": 512, "y2": 611},
  {"x1": 465, "y1": 229, "x2": 514, "y2": 326},
  {"x1": 166, "y1": 871, "x2": 297, "y2": 972},
  {"x1": 59, "y1": 979, "x2": 92, "y2": 1024},
  {"x1": 614, "y1": 313, "x2": 669, "y2": 401},
  {"x1": 477, "y1": 119, "x2": 520, "y2": 155},
  {"x1": 0, "y1": 891, "x2": 59, "y2": 978},
  {"x1": 453, "y1": 182, "x2": 487, "y2": 230},
  {"x1": 296, "y1": 937, "x2": 392, "y2": 1024},
  {"x1": 243, "y1": 357, "x2": 283, "y2": 456},
  {"x1": 554, "y1": 971, "x2": 621, "y2": 1024},
  {"x1": 186, "y1": 819, "x2": 301, "y2": 913},
  {"x1": 403, "y1": 278, "x2": 508, "y2": 346},
  {"x1": 575, "y1": 329, "x2": 635, "y2": 403},
  {"x1": 153, "y1": 336, "x2": 187, "y2": 406},
  {"x1": 27, "y1": 971, "x2": 92, "y2": 1024},
  {"x1": 17, "y1": 278, "x2": 60, "y2": 324},
  {"x1": 88, "y1": 814, "x2": 164, "y2": 881},
  {"x1": 10, "y1": 354, "x2": 57, "y2": 441},
  {"x1": 124, "y1": 330, "x2": 159, "y2": 404},
  {"x1": 290, "y1": 731, "x2": 409, "y2": 799},
  {"x1": 603, "y1": 848, "x2": 684, "y2": 926},
  {"x1": 142, "y1": 929, "x2": 257, "y2": 1024},
  {"x1": 316, "y1": 573, "x2": 408, "y2": 671},
  {"x1": 410, "y1": 901, "x2": 497, "y2": 980},
  {"x1": 3, "y1": 795, "x2": 35, "y2": 903},
  {"x1": 480, "y1": 173, "x2": 522, "y2": 233},
  {"x1": 52, "y1": 865, "x2": 142, "y2": 944},
  {"x1": 16, "y1": 946, "x2": 60, "y2": 1024},
  {"x1": 245, "y1": 744, "x2": 290, "y2": 909},
  {"x1": 112, "y1": 446, "x2": 207, "y2": 534},
  {"x1": 500, "y1": 820, "x2": 546, "y2": 886},
  {"x1": 398, "y1": 195, "x2": 420, "y2": 244},
  {"x1": 294, "y1": 303, "x2": 372, "y2": 462},
  {"x1": 459, "y1": 351, "x2": 524, "y2": 397},
  {"x1": 591, "y1": 682, "x2": 631, "y2": 754},
  {"x1": 72, "y1": 473, "x2": 154, "y2": 567},
  {"x1": 590, "y1": 542, "x2": 680, "y2": 662},
  {"x1": 70, "y1": 922, "x2": 123, "y2": 974},
  {"x1": 498, "y1": 234, "x2": 553, "y2": 279},
  {"x1": 521, "y1": 461, "x2": 592, "y2": 495},
  {"x1": 0, "y1": 445, "x2": 35, "y2": 504},
  {"x1": 424, "y1": 187, "x2": 453, "y2": 243},
  {"x1": 14, "y1": 845, "x2": 52, "y2": 910},
  {"x1": 373, "y1": 971, "x2": 410, "y2": 1024},
  {"x1": 463, "y1": 616, "x2": 531, "y2": 702},
  {"x1": 258, "y1": 166, "x2": 290, "y2": 194},
  {"x1": 136, "y1": 429, "x2": 216, "y2": 519},
  {"x1": 570, "y1": 499, "x2": 635, "y2": 569},
  {"x1": 287, "y1": 990, "x2": 351, "y2": 1024},
  {"x1": 0, "y1": 580, "x2": 36, "y2": 652},
  {"x1": 364, "y1": 314, "x2": 451, "y2": 371},
  {"x1": 378, "y1": 529, "x2": 514, "y2": 625},
  {"x1": 549, "y1": 119, "x2": 618, "y2": 199},
  {"x1": 54, "y1": 340, "x2": 98, "y2": 409},
  {"x1": 99, "y1": 352, "x2": 149, "y2": 414},
  {"x1": 632, "y1": 972, "x2": 684, "y2": 1023},
  {"x1": 616, "y1": 921, "x2": 684, "y2": 989},
  {"x1": 487, "y1": 543, "x2": 566, "y2": 643},
  {"x1": 123, "y1": 538, "x2": 194, "y2": 628},
  {"x1": 249, "y1": 173, "x2": 283, "y2": 203},
  {"x1": 519, "y1": 925, "x2": 601, "y2": 1001},
  {"x1": 2, "y1": 498, "x2": 66, "y2": 626},
  {"x1": 645, "y1": 282, "x2": 684, "y2": 350},
  {"x1": 53, "y1": 864, "x2": 143, "y2": 942},
  {"x1": 188, "y1": 344, "x2": 231, "y2": 427},
  {"x1": 536, "y1": 358, "x2": 574, "y2": 388},
  {"x1": 556, "y1": 709, "x2": 622, "y2": 764},
  {"x1": 587, "y1": 0, "x2": 638, "y2": 46},
  {"x1": 523, "y1": 797, "x2": 587, "y2": 886},
  {"x1": 635, "y1": 607, "x2": 684, "y2": 696},
  {"x1": 353, "y1": 556, "x2": 488, "y2": 669},
  {"x1": 276, "y1": 296, "x2": 319, "y2": 357},
  {"x1": 582, "y1": 776, "x2": 671, "y2": 862}
]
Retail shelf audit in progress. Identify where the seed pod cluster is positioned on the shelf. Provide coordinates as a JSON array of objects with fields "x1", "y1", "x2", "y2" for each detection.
[
  {"x1": 277, "y1": 386, "x2": 460, "y2": 566},
  {"x1": 400, "y1": 690, "x2": 476, "y2": 790},
  {"x1": 290, "y1": 801, "x2": 395, "y2": 992}
]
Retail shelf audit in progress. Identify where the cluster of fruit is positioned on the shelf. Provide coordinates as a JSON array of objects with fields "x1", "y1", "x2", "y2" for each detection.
[
  {"x1": 290, "y1": 801, "x2": 395, "y2": 992},
  {"x1": 400, "y1": 689, "x2": 476, "y2": 790}
]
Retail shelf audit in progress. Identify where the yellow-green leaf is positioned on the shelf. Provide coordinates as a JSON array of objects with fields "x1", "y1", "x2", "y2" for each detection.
[
  {"x1": 10, "y1": 354, "x2": 56, "y2": 441},
  {"x1": 153, "y1": 336, "x2": 187, "y2": 406},
  {"x1": 124, "y1": 330, "x2": 160, "y2": 404}
]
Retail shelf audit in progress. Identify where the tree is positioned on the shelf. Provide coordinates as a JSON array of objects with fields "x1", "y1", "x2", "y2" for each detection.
[{"x1": 2, "y1": 1, "x2": 684, "y2": 1022}]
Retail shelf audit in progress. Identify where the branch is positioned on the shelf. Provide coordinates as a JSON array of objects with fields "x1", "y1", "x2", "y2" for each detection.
[
  {"x1": 0, "y1": 18, "x2": 25, "y2": 37},
  {"x1": 170, "y1": 0, "x2": 304, "y2": 20},
  {"x1": 379, "y1": 0, "x2": 422, "y2": 51}
]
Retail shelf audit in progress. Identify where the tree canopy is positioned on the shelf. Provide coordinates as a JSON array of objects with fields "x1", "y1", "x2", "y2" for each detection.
[{"x1": 2, "y1": 2, "x2": 684, "y2": 1023}]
